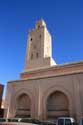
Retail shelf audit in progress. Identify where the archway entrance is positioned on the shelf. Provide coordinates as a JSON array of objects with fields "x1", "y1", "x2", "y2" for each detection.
[
  {"x1": 46, "y1": 91, "x2": 69, "y2": 119},
  {"x1": 15, "y1": 93, "x2": 31, "y2": 118}
]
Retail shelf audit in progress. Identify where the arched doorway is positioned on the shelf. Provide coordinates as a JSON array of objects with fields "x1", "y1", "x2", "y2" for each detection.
[
  {"x1": 15, "y1": 93, "x2": 31, "y2": 118},
  {"x1": 46, "y1": 91, "x2": 69, "y2": 119}
]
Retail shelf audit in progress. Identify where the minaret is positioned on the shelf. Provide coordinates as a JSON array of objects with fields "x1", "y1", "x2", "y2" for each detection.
[{"x1": 25, "y1": 19, "x2": 56, "y2": 71}]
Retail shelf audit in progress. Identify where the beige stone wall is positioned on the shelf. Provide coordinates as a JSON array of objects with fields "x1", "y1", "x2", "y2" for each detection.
[
  {"x1": 5, "y1": 71, "x2": 83, "y2": 120},
  {"x1": 44, "y1": 26, "x2": 52, "y2": 58},
  {"x1": 20, "y1": 61, "x2": 83, "y2": 79}
]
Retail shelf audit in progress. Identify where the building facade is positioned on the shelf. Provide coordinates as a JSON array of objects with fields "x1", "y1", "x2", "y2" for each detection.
[
  {"x1": 0, "y1": 84, "x2": 4, "y2": 108},
  {"x1": 5, "y1": 20, "x2": 83, "y2": 121},
  {"x1": 0, "y1": 84, "x2": 4, "y2": 117}
]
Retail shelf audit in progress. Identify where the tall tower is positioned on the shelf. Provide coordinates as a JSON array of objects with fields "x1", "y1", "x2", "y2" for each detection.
[{"x1": 25, "y1": 19, "x2": 56, "y2": 71}]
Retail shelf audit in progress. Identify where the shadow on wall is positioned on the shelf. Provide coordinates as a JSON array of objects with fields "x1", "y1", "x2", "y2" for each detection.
[{"x1": 0, "y1": 84, "x2": 4, "y2": 118}]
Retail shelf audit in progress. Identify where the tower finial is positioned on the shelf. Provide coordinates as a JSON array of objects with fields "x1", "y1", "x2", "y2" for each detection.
[{"x1": 36, "y1": 19, "x2": 46, "y2": 29}]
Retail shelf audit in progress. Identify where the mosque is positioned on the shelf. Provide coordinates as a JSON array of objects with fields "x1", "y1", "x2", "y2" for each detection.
[{"x1": 4, "y1": 19, "x2": 83, "y2": 121}]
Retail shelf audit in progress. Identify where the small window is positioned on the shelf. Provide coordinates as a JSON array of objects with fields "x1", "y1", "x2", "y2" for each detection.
[
  {"x1": 58, "y1": 119, "x2": 64, "y2": 125},
  {"x1": 38, "y1": 25, "x2": 40, "y2": 29},
  {"x1": 31, "y1": 53, "x2": 33, "y2": 59},
  {"x1": 31, "y1": 38, "x2": 32, "y2": 41},
  {"x1": 36, "y1": 53, "x2": 39, "y2": 58},
  {"x1": 65, "y1": 119, "x2": 71, "y2": 125},
  {"x1": 40, "y1": 35, "x2": 41, "y2": 38}
]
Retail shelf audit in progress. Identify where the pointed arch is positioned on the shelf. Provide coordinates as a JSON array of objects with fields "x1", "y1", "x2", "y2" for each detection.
[
  {"x1": 15, "y1": 93, "x2": 31, "y2": 118},
  {"x1": 42, "y1": 85, "x2": 73, "y2": 120},
  {"x1": 47, "y1": 91, "x2": 69, "y2": 119},
  {"x1": 14, "y1": 88, "x2": 33, "y2": 118}
]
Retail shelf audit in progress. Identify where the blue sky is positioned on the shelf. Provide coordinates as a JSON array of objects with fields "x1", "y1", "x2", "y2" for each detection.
[{"x1": 0, "y1": 0, "x2": 83, "y2": 96}]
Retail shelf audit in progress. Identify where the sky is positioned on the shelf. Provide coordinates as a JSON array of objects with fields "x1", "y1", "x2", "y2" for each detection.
[{"x1": 0, "y1": 0, "x2": 83, "y2": 96}]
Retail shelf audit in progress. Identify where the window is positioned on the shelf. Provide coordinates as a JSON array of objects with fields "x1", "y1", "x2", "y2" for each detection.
[
  {"x1": 31, "y1": 53, "x2": 33, "y2": 59},
  {"x1": 38, "y1": 25, "x2": 40, "y2": 29},
  {"x1": 58, "y1": 119, "x2": 64, "y2": 125},
  {"x1": 31, "y1": 38, "x2": 32, "y2": 41},
  {"x1": 40, "y1": 35, "x2": 41, "y2": 38},
  {"x1": 36, "y1": 53, "x2": 39, "y2": 58},
  {"x1": 65, "y1": 119, "x2": 71, "y2": 125}
]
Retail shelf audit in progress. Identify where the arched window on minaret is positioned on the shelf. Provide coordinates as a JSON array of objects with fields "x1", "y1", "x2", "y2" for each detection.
[
  {"x1": 36, "y1": 52, "x2": 39, "y2": 58},
  {"x1": 31, "y1": 53, "x2": 33, "y2": 60}
]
